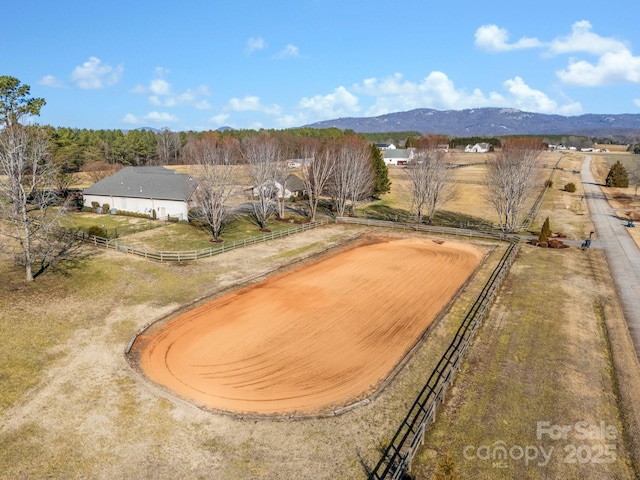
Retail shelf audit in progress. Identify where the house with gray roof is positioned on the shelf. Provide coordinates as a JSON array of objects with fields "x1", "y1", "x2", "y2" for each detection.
[
  {"x1": 383, "y1": 148, "x2": 415, "y2": 166},
  {"x1": 82, "y1": 166, "x2": 198, "y2": 220}
]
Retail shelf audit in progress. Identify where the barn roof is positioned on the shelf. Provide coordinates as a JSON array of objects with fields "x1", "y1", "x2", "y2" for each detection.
[{"x1": 83, "y1": 166, "x2": 198, "y2": 201}]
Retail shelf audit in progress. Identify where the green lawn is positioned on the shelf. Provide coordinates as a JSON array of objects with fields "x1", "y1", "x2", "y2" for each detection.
[{"x1": 61, "y1": 210, "x2": 313, "y2": 252}]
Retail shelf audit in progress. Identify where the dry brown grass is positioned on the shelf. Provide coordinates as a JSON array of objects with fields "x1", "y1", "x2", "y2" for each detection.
[
  {"x1": 409, "y1": 152, "x2": 640, "y2": 479},
  {"x1": 2, "y1": 151, "x2": 639, "y2": 479}
]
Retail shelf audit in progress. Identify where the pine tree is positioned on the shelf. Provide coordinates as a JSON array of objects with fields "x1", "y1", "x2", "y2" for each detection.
[
  {"x1": 540, "y1": 216, "x2": 551, "y2": 242},
  {"x1": 606, "y1": 160, "x2": 629, "y2": 187},
  {"x1": 370, "y1": 143, "x2": 391, "y2": 197}
]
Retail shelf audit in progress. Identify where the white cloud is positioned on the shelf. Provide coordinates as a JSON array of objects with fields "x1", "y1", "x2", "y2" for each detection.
[
  {"x1": 210, "y1": 113, "x2": 230, "y2": 126},
  {"x1": 246, "y1": 37, "x2": 267, "y2": 54},
  {"x1": 548, "y1": 20, "x2": 628, "y2": 56},
  {"x1": 132, "y1": 71, "x2": 211, "y2": 109},
  {"x1": 274, "y1": 44, "x2": 300, "y2": 59},
  {"x1": 354, "y1": 72, "x2": 501, "y2": 115},
  {"x1": 298, "y1": 86, "x2": 360, "y2": 117},
  {"x1": 227, "y1": 95, "x2": 281, "y2": 115},
  {"x1": 228, "y1": 95, "x2": 262, "y2": 111},
  {"x1": 351, "y1": 72, "x2": 580, "y2": 116},
  {"x1": 634, "y1": 99, "x2": 640, "y2": 108},
  {"x1": 71, "y1": 56, "x2": 123, "y2": 89},
  {"x1": 503, "y1": 76, "x2": 581, "y2": 114},
  {"x1": 149, "y1": 78, "x2": 171, "y2": 96},
  {"x1": 38, "y1": 75, "x2": 66, "y2": 88},
  {"x1": 557, "y1": 49, "x2": 640, "y2": 86},
  {"x1": 122, "y1": 111, "x2": 179, "y2": 124},
  {"x1": 475, "y1": 24, "x2": 542, "y2": 52},
  {"x1": 548, "y1": 21, "x2": 640, "y2": 86}
]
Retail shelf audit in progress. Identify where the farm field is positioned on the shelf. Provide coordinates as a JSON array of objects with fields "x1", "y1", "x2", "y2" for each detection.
[
  {"x1": 408, "y1": 151, "x2": 640, "y2": 479},
  {"x1": 133, "y1": 236, "x2": 484, "y2": 415},
  {"x1": 1, "y1": 148, "x2": 640, "y2": 479}
]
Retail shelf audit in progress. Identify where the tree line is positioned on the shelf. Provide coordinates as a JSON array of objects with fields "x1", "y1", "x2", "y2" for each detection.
[{"x1": 0, "y1": 75, "x2": 550, "y2": 283}]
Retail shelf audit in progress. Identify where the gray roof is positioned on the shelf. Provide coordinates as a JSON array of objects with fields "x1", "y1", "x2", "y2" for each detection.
[
  {"x1": 286, "y1": 173, "x2": 305, "y2": 192},
  {"x1": 83, "y1": 166, "x2": 198, "y2": 201},
  {"x1": 384, "y1": 149, "x2": 411, "y2": 159}
]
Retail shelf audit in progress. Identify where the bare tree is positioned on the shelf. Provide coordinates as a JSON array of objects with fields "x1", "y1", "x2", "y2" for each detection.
[
  {"x1": 328, "y1": 136, "x2": 374, "y2": 217},
  {"x1": 81, "y1": 160, "x2": 122, "y2": 184},
  {"x1": 405, "y1": 147, "x2": 456, "y2": 224},
  {"x1": 298, "y1": 138, "x2": 334, "y2": 222},
  {"x1": 629, "y1": 162, "x2": 640, "y2": 196},
  {"x1": 243, "y1": 134, "x2": 282, "y2": 230},
  {"x1": 273, "y1": 158, "x2": 290, "y2": 220},
  {"x1": 0, "y1": 125, "x2": 68, "y2": 281},
  {"x1": 485, "y1": 138, "x2": 544, "y2": 233},
  {"x1": 191, "y1": 137, "x2": 237, "y2": 242},
  {"x1": 157, "y1": 127, "x2": 182, "y2": 165}
]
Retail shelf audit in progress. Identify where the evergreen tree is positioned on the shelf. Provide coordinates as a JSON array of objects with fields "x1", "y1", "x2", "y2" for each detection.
[
  {"x1": 540, "y1": 216, "x2": 551, "y2": 242},
  {"x1": 606, "y1": 160, "x2": 629, "y2": 187},
  {"x1": 370, "y1": 143, "x2": 391, "y2": 197}
]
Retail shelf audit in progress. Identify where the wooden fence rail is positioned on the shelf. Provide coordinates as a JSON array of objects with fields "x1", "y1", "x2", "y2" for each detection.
[{"x1": 69, "y1": 220, "x2": 327, "y2": 262}]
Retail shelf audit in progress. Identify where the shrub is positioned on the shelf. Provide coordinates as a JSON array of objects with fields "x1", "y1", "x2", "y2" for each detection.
[
  {"x1": 86, "y1": 225, "x2": 108, "y2": 238},
  {"x1": 545, "y1": 179, "x2": 553, "y2": 188},
  {"x1": 540, "y1": 216, "x2": 552, "y2": 243},
  {"x1": 91, "y1": 201, "x2": 100, "y2": 211},
  {"x1": 102, "y1": 203, "x2": 110, "y2": 213},
  {"x1": 564, "y1": 182, "x2": 576, "y2": 193}
]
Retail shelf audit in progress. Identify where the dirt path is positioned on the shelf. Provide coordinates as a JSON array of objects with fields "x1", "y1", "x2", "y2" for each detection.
[{"x1": 134, "y1": 237, "x2": 483, "y2": 415}]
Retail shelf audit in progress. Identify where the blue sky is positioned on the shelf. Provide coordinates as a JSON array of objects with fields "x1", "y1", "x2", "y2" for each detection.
[{"x1": 4, "y1": 0, "x2": 640, "y2": 131}]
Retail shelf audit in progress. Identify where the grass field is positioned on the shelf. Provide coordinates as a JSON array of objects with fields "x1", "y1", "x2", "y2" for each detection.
[
  {"x1": 1, "y1": 149, "x2": 639, "y2": 479},
  {"x1": 408, "y1": 151, "x2": 640, "y2": 479}
]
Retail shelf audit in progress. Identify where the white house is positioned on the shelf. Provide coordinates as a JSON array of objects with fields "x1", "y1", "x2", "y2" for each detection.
[
  {"x1": 383, "y1": 148, "x2": 414, "y2": 166},
  {"x1": 376, "y1": 143, "x2": 396, "y2": 150},
  {"x1": 464, "y1": 143, "x2": 490, "y2": 153},
  {"x1": 82, "y1": 166, "x2": 198, "y2": 220},
  {"x1": 252, "y1": 180, "x2": 292, "y2": 199}
]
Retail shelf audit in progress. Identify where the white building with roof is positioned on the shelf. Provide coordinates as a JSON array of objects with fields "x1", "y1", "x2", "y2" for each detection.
[{"x1": 82, "y1": 166, "x2": 198, "y2": 220}]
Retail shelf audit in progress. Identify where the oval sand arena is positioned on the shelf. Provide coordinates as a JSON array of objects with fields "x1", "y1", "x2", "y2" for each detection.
[{"x1": 135, "y1": 237, "x2": 484, "y2": 415}]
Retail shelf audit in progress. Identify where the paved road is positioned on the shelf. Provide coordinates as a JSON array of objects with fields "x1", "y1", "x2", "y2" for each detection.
[{"x1": 581, "y1": 155, "x2": 640, "y2": 360}]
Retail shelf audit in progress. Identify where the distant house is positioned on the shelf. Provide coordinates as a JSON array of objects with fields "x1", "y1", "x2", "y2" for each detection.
[
  {"x1": 464, "y1": 143, "x2": 490, "y2": 153},
  {"x1": 286, "y1": 174, "x2": 306, "y2": 197},
  {"x1": 376, "y1": 143, "x2": 396, "y2": 151},
  {"x1": 82, "y1": 166, "x2": 198, "y2": 220},
  {"x1": 383, "y1": 148, "x2": 414, "y2": 166},
  {"x1": 437, "y1": 144, "x2": 450, "y2": 152},
  {"x1": 286, "y1": 158, "x2": 313, "y2": 168},
  {"x1": 251, "y1": 180, "x2": 293, "y2": 199}
]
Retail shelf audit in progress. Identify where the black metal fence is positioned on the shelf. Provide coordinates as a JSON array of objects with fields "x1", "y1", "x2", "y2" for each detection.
[
  {"x1": 336, "y1": 217, "x2": 506, "y2": 242},
  {"x1": 368, "y1": 239, "x2": 520, "y2": 479}
]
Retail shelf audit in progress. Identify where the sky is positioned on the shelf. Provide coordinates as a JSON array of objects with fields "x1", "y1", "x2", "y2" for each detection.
[{"x1": 4, "y1": 0, "x2": 640, "y2": 131}]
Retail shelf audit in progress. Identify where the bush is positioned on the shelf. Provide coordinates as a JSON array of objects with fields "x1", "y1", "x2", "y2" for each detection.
[
  {"x1": 540, "y1": 216, "x2": 552, "y2": 243},
  {"x1": 564, "y1": 182, "x2": 576, "y2": 193},
  {"x1": 86, "y1": 225, "x2": 108, "y2": 238},
  {"x1": 102, "y1": 203, "x2": 110, "y2": 213},
  {"x1": 545, "y1": 179, "x2": 553, "y2": 188}
]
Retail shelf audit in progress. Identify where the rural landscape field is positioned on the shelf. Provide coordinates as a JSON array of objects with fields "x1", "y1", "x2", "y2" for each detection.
[{"x1": 2, "y1": 147, "x2": 640, "y2": 480}]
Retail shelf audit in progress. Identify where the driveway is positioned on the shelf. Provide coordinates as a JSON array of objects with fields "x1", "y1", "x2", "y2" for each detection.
[{"x1": 581, "y1": 155, "x2": 640, "y2": 360}]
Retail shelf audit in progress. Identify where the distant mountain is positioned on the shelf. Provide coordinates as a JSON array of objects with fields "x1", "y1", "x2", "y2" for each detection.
[{"x1": 303, "y1": 107, "x2": 640, "y2": 137}]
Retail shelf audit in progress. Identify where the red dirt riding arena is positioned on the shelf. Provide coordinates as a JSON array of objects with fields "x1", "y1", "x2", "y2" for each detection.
[{"x1": 134, "y1": 236, "x2": 484, "y2": 415}]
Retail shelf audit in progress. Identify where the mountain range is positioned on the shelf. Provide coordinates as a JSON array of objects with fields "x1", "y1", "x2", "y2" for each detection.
[{"x1": 303, "y1": 107, "x2": 640, "y2": 138}]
